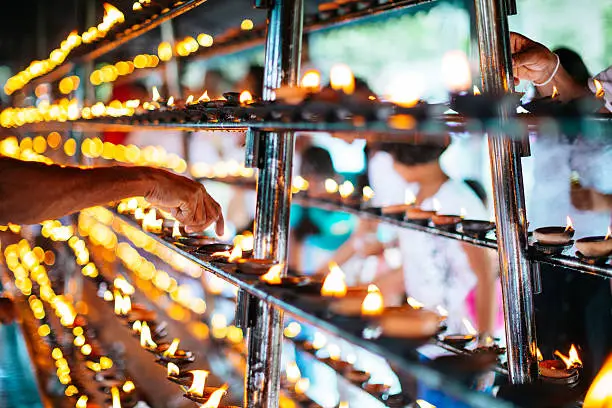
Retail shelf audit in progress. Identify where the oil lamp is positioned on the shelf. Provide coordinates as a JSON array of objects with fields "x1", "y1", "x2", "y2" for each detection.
[
  {"x1": 441, "y1": 318, "x2": 478, "y2": 348},
  {"x1": 534, "y1": 216, "x2": 575, "y2": 254},
  {"x1": 154, "y1": 338, "x2": 195, "y2": 365},
  {"x1": 538, "y1": 344, "x2": 582, "y2": 385},
  {"x1": 431, "y1": 213, "x2": 463, "y2": 231},
  {"x1": 320, "y1": 262, "x2": 347, "y2": 297},
  {"x1": 167, "y1": 363, "x2": 200, "y2": 386},
  {"x1": 575, "y1": 227, "x2": 612, "y2": 260},
  {"x1": 381, "y1": 189, "x2": 416, "y2": 216},
  {"x1": 361, "y1": 285, "x2": 384, "y2": 316},
  {"x1": 139, "y1": 321, "x2": 158, "y2": 350}
]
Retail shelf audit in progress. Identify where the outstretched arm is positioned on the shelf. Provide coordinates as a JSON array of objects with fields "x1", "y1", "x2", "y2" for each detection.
[
  {"x1": 0, "y1": 157, "x2": 224, "y2": 234},
  {"x1": 462, "y1": 243, "x2": 497, "y2": 336}
]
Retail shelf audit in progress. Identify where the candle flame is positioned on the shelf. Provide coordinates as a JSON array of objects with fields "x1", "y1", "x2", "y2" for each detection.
[
  {"x1": 167, "y1": 362, "x2": 180, "y2": 377},
  {"x1": 152, "y1": 86, "x2": 161, "y2": 102},
  {"x1": 565, "y1": 216, "x2": 574, "y2": 232},
  {"x1": 76, "y1": 395, "x2": 88, "y2": 408},
  {"x1": 362, "y1": 186, "x2": 375, "y2": 201},
  {"x1": 114, "y1": 276, "x2": 135, "y2": 295},
  {"x1": 198, "y1": 90, "x2": 210, "y2": 102},
  {"x1": 473, "y1": 85, "x2": 481, "y2": 96},
  {"x1": 234, "y1": 233, "x2": 254, "y2": 252},
  {"x1": 187, "y1": 370, "x2": 209, "y2": 397},
  {"x1": 140, "y1": 321, "x2": 157, "y2": 349},
  {"x1": 126, "y1": 198, "x2": 138, "y2": 212},
  {"x1": 407, "y1": 297, "x2": 424, "y2": 309},
  {"x1": 122, "y1": 380, "x2": 135, "y2": 393},
  {"x1": 164, "y1": 338, "x2": 180, "y2": 357},
  {"x1": 462, "y1": 317, "x2": 478, "y2": 335},
  {"x1": 321, "y1": 261, "x2": 347, "y2": 297},
  {"x1": 172, "y1": 221, "x2": 181, "y2": 238},
  {"x1": 111, "y1": 386, "x2": 121, "y2": 408},
  {"x1": 537, "y1": 347, "x2": 543, "y2": 362},
  {"x1": 325, "y1": 178, "x2": 339, "y2": 194},
  {"x1": 167, "y1": 96, "x2": 175, "y2": 107},
  {"x1": 551, "y1": 86, "x2": 559, "y2": 99},
  {"x1": 186, "y1": 95, "x2": 194, "y2": 105},
  {"x1": 554, "y1": 344, "x2": 583, "y2": 369},
  {"x1": 330, "y1": 64, "x2": 355, "y2": 95},
  {"x1": 605, "y1": 226, "x2": 611, "y2": 240},
  {"x1": 228, "y1": 245, "x2": 243, "y2": 262},
  {"x1": 143, "y1": 208, "x2": 162, "y2": 233},
  {"x1": 132, "y1": 320, "x2": 142, "y2": 333},
  {"x1": 260, "y1": 264, "x2": 283, "y2": 285},
  {"x1": 202, "y1": 385, "x2": 228, "y2": 408},
  {"x1": 339, "y1": 180, "x2": 355, "y2": 199},
  {"x1": 460, "y1": 207, "x2": 467, "y2": 218},
  {"x1": 286, "y1": 361, "x2": 301, "y2": 383},
  {"x1": 594, "y1": 79, "x2": 605, "y2": 98},
  {"x1": 405, "y1": 189, "x2": 416, "y2": 205},
  {"x1": 134, "y1": 207, "x2": 145, "y2": 221},
  {"x1": 239, "y1": 90, "x2": 253, "y2": 104},
  {"x1": 301, "y1": 70, "x2": 321, "y2": 91},
  {"x1": 293, "y1": 176, "x2": 310, "y2": 192},
  {"x1": 295, "y1": 378, "x2": 310, "y2": 394},
  {"x1": 361, "y1": 284, "x2": 384, "y2": 316},
  {"x1": 583, "y1": 354, "x2": 612, "y2": 408}
]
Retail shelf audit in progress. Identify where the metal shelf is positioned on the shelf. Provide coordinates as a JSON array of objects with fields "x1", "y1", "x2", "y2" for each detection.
[{"x1": 110, "y1": 211, "x2": 512, "y2": 408}]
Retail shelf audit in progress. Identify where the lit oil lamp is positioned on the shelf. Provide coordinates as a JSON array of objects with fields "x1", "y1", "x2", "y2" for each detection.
[
  {"x1": 338, "y1": 180, "x2": 358, "y2": 205},
  {"x1": 139, "y1": 321, "x2": 158, "y2": 350},
  {"x1": 378, "y1": 307, "x2": 440, "y2": 339},
  {"x1": 583, "y1": 354, "x2": 612, "y2": 407},
  {"x1": 194, "y1": 243, "x2": 234, "y2": 258},
  {"x1": 538, "y1": 344, "x2": 582, "y2": 385},
  {"x1": 142, "y1": 209, "x2": 162, "y2": 234},
  {"x1": 361, "y1": 285, "x2": 384, "y2": 316},
  {"x1": 381, "y1": 189, "x2": 416, "y2": 217},
  {"x1": 320, "y1": 262, "x2": 347, "y2": 297},
  {"x1": 534, "y1": 216, "x2": 575, "y2": 254},
  {"x1": 431, "y1": 213, "x2": 463, "y2": 232},
  {"x1": 460, "y1": 211, "x2": 495, "y2": 238},
  {"x1": 361, "y1": 186, "x2": 375, "y2": 205},
  {"x1": 575, "y1": 227, "x2": 612, "y2": 261},
  {"x1": 183, "y1": 369, "x2": 226, "y2": 404},
  {"x1": 154, "y1": 338, "x2": 195, "y2": 365},
  {"x1": 441, "y1": 317, "x2": 478, "y2": 348}
]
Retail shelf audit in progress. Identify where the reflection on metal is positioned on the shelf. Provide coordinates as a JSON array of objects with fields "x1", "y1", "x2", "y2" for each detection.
[
  {"x1": 532, "y1": 261, "x2": 542, "y2": 294},
  {"x1": 248, "y1": 0, "x2": 304, "y2": 407},
  {"x1": 474, "y1": 0, "x2": 537, "y2": 383}
]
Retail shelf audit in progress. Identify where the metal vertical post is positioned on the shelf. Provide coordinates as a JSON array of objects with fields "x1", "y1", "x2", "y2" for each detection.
[
  {"x1": 245, "y1": 0, "x2": 303, "y2": 407},
  {"x1": 473, "y1": 0, "x2": 537, "y2": 383}
]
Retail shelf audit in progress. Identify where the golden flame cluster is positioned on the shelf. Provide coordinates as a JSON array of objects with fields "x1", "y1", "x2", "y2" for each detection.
[
  {"x1": 190, "y1": 159, "x2": 255, "y2": 179},
  {"x1": 0, "y1": 135, "x2": 57, "y2": 163},
  {"x1": 58, "y1": 76, "x2": 80, "y2": 95},
  {"x1": 3, "y1": 4, "x2": 124, "y2": 95},
  {"x1": 90, "y1": 55, "x2": 159, "y2": 85}
]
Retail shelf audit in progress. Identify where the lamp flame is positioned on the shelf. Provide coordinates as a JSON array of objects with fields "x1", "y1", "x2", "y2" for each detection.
[
  {"x1": 198, "y1": 91, "x2": 210, "y2": 102},
  {"x1": 172, "y1": 221, "x2": 181, "y2": 238},
  {"x1": 361, "y1": 284, "x2": 384, "y2": 316},
  {"x1": 122, "y1": 380, "x2": 135, "y2": 393},
  {"x1": 362, "y1": 186, "x2": 375, "y2": 201},
  {"x1": 339, "y1": 180, "x2": 355, "y2": 199},
  {"x1": 228, "y1": 245, "x2": 242, "y2": 262},
  {"x1": 301, "y1": 70, "x2": 321, "y2": 91},
  {"x1": 140, "y1": 322, "x2": 157, "y2": 349},
  {"x1": 286, "y1": 361, "x2": 301, "y2": 383},
  {"x1": 583, "y1": 354, "x2": 612, "y2": 408},
  {"x1": 551, "y1": 86, "x2": 559, "y2": 99},
  {"x1": 132, "y1": 320, "x2": 142, "y2": 333},
  {"x1": 405, "y1": 189, "x2": 416, "y2": 205},
  {"x1": 594, "y1": 79, "x2": 605, "y2": 98},
  {"x1": 330, "y1": 64, "x2": 355, "y2": 95},
  {"x1": 187, "y1": 370, "x2": 209, "y2": 397},
  {"x1": 167, "y1": 96, "x2": 175, "y2": 107},
  {"x1": 295, "y1": 378, "x2": 310, "y2": 395},
  {"x1": 261, "y1": 264, "x2": 283, "y2": 285},
  {"x1": 407, "y1": 297, "x2": 424, "y2": 309},
  {"x1": 565, "y1": 216, "x2": 574, "y2": 232},
  {"x1": 143, "y1": 208, "x2": 162, "y2": 233},
  {"x1": 111, "y1": 386, "x2": 121, "y2": 408},
  {"x1": 202, "y1": 385, "x2": 228, "y2": 408},
  {"x1": 167, "y1": 362, "x2": 180, "y2": 377},
  {"x1": 537, "y1": 347, "x2": 543, "y2": 362},
  {"x1": 462, "y1": 317, "x2": 478, "y2": 335},
  {"x1": 152, "y1": 86, "x2": 161, "y2": 102},
  {"x1": 186, "y1": 95, "x2": 194, "y2": 105},
  {"x1": 164, "y1": 338, "x2": 180, "y2": 357},
  {"x1": 321, "y1": 261, "x2": 347, "y2": 297},
  {"x1": 460, "y1": 207, "x2": 467, "y2": 219},
  {"x1": 554, "y1": 344, "x2": 583, "y2": 369},
  {"x1": 605, "y1": 226, "x2": 611, "y2": 241},
  {"x1": 239, "y1": 90, "x2": 253, "y2": 104},
  {"x1": 325, "y1": 178, "x2": 339, "y2": 194},
  {"x1": 473, "y1": 85, "x2": 481, "y2": 96}
]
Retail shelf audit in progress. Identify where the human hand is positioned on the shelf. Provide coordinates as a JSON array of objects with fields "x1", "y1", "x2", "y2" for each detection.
[
  {"x1": 510, "y1": 32, "x2": 558, "y2": 85},
  {"x1": 145, "y1": 168, "x2": 225, "y2": 235},
  {"x1": 571, "y1": 185, "x2": 611, "y2": 212}
]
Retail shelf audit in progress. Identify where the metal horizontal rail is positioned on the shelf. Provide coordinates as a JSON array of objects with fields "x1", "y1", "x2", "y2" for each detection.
[
  {"x1": 111, "y1": 211, "x2": 511, "y2": 408},
  {"x1": 22, "y1": 0, "x2": 208, "y2": 91}
]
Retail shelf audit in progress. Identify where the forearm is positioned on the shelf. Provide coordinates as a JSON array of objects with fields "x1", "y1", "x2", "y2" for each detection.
[
  {"x1": 0, "y1": 157, "x2": 155, "y2": 224},
  {"x1": 462, "y1": 244, "x2": 497, "y2": 335}
]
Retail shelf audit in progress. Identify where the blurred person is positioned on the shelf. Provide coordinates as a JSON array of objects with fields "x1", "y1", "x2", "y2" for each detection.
[{"x1": 103, "y1": 82, "x2": 149, "y2": 145}]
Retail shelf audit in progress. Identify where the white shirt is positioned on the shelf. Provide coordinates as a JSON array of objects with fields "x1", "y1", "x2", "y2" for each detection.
[{"x1": 589, "y1": 66, "x2": 612, "y2": 112}]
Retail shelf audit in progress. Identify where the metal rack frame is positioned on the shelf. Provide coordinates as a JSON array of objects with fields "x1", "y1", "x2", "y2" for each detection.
[{"x1": 7, "y1": 0, "x2": 611, "y2": 406}]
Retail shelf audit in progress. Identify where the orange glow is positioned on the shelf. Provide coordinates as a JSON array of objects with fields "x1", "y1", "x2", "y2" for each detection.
[
  {"x1": 321, "y1": 262, "x2": 347, "y2": 297},
  {"x1": 158, "y1": 41, "x2": 173, "y2": 62},
  {"x1": 361, "y1": 284, "x2": 384, "y2": 316},
  {"x1": 198, "y1": 91, "x2": 210, "y2": 102},
  {"x1": 441, "y1": 50, "x2": 472, "y2": 93},
  {"x1": 286, "y1": 361, "x2": 301, "y2": 383},
  {"x1": 537, "y1": 347, "x2": 543, "y2": 362},
  {"x1": 301, "y1": 70, "x2": 321, "y2": 91},
  {"x1": 565, "y1": 216, "x2": 574, "y2": 232},
  {"x1": 202, "y1": 385, "x2": 228, "y2": 408},
  {"x1": 407, "y1": 296, "x2": 424, "y2": 309},
  {"x1": 551, "y1": 86, "x2": 559, "y2": 99},
  {"x1": 594, "y1": 79, "x2": 605, "y2": 98},
  {"x1": 330, "y1": 64, "x2": 355, "y2": 95},
  {"x1": 339, "y1": 180, "x2": 355, "y2": 199},
  {"x1": 260, "y1": 264, "x2": 283, "y2": 285},
  {"x1": 167, "y1": 96, "x2": 175, "y2": 107},
  {"x1": 362, "y1": 186, "x2": 375, "y2": 202},
  {"x1": 152, "y1": 86, "x2": 161, "y2": 102},
  {"x1": 167, "y1": 362, "x2": 180, "y2": 377},
  {"x1": 122, "y1": 380, "x2": 135, "y2": 393},
  {"x1": 187, "y1": 370, "x2": 209, "y2": 397},
  {"x1": 228, "y1": 245, "x2": 243, "y2": 262},
  {"x1": 172, "y1": 221, "x2": 181, "y2": 238},
  {"x1": 554, "y1": 344, "x2": 583, "y2": 369},
  {"x1": 325, "y1": 178, "x2": 339, "y2": 194},
  {"x1": 239, "y1": 90, "x2": 253, "y2": 104},
  {"x1": 164, "y1": 338, "x2": 180, "y2": 357},
  {"x1": 111, "y1": 386, "x2": 121, "y2": 408},
  {"x1": 132, "y1": 320, "x2": 142, "y2": 333},
  {"x1": 143, "y1": 209, "x2": 162, "y2": 233},
  {"x1": 583, "y1": 354, "x2": 612, "y2": 408},
  {"x1": 186, "y1": 95, "x2": 194, "y2": 105},
  {"x1": 473, "y1": 85, "x2": 481, "y2": 96},
  {"x1": 295, "y1": 378, "x2": 310, "y2": 394},
  {"x1": 240, "y1": 19, "x2": 254, "y2": 30},
  {"x1": 140, "y1": 322, "x2": 157, "y2": 349}
]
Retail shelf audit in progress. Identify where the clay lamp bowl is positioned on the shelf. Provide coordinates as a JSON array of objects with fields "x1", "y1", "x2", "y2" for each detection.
[
  {"x1": 381, "y1": 204, "x2": 413, "y2": 220},
  {"x1": 363, "y1": 383, "x2": 391, "y2": 398},
  {"x1": 431, "y1": 214, "x2": 463, "y2": 232},
  {"x1": 379, "y1": 308, "x2": 440, "y2": 339},
  {"x1": 153, "y1": 343, "x2": 195, "y2": 366},
  {"x1": 184, "y1": 386, "x2": 229, "y2": 404},
  {"x1": 345, "y1": 369, "x2": 371, "y2": 385},
  {"x1": 460, "y1": 220, "x2": 495, "y2": 238},
  {"x1": 329, "y1": 287, "x2": 369, "y2": 316},
  {"x1": 237, "y1": 258, "x2": 277, "y2": 275},
  {"x1": 194, "y1": 243, "x2": 234, "y2": 260},
  {"x1": 441, "y1": 334, "x2": 477, "y2": 348},
  {"x1": 533, "y1": 226, "x2": 575, "y2": 255},
  {"x1": 575, "y1": 236, "x2": 612, "y2": 262},
  {"x1": 538, "y1": 360, "x2": 580, "y2": 386},
  {"x1": 405, "y1": 208, "x2": 437, "y2": 226}
]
